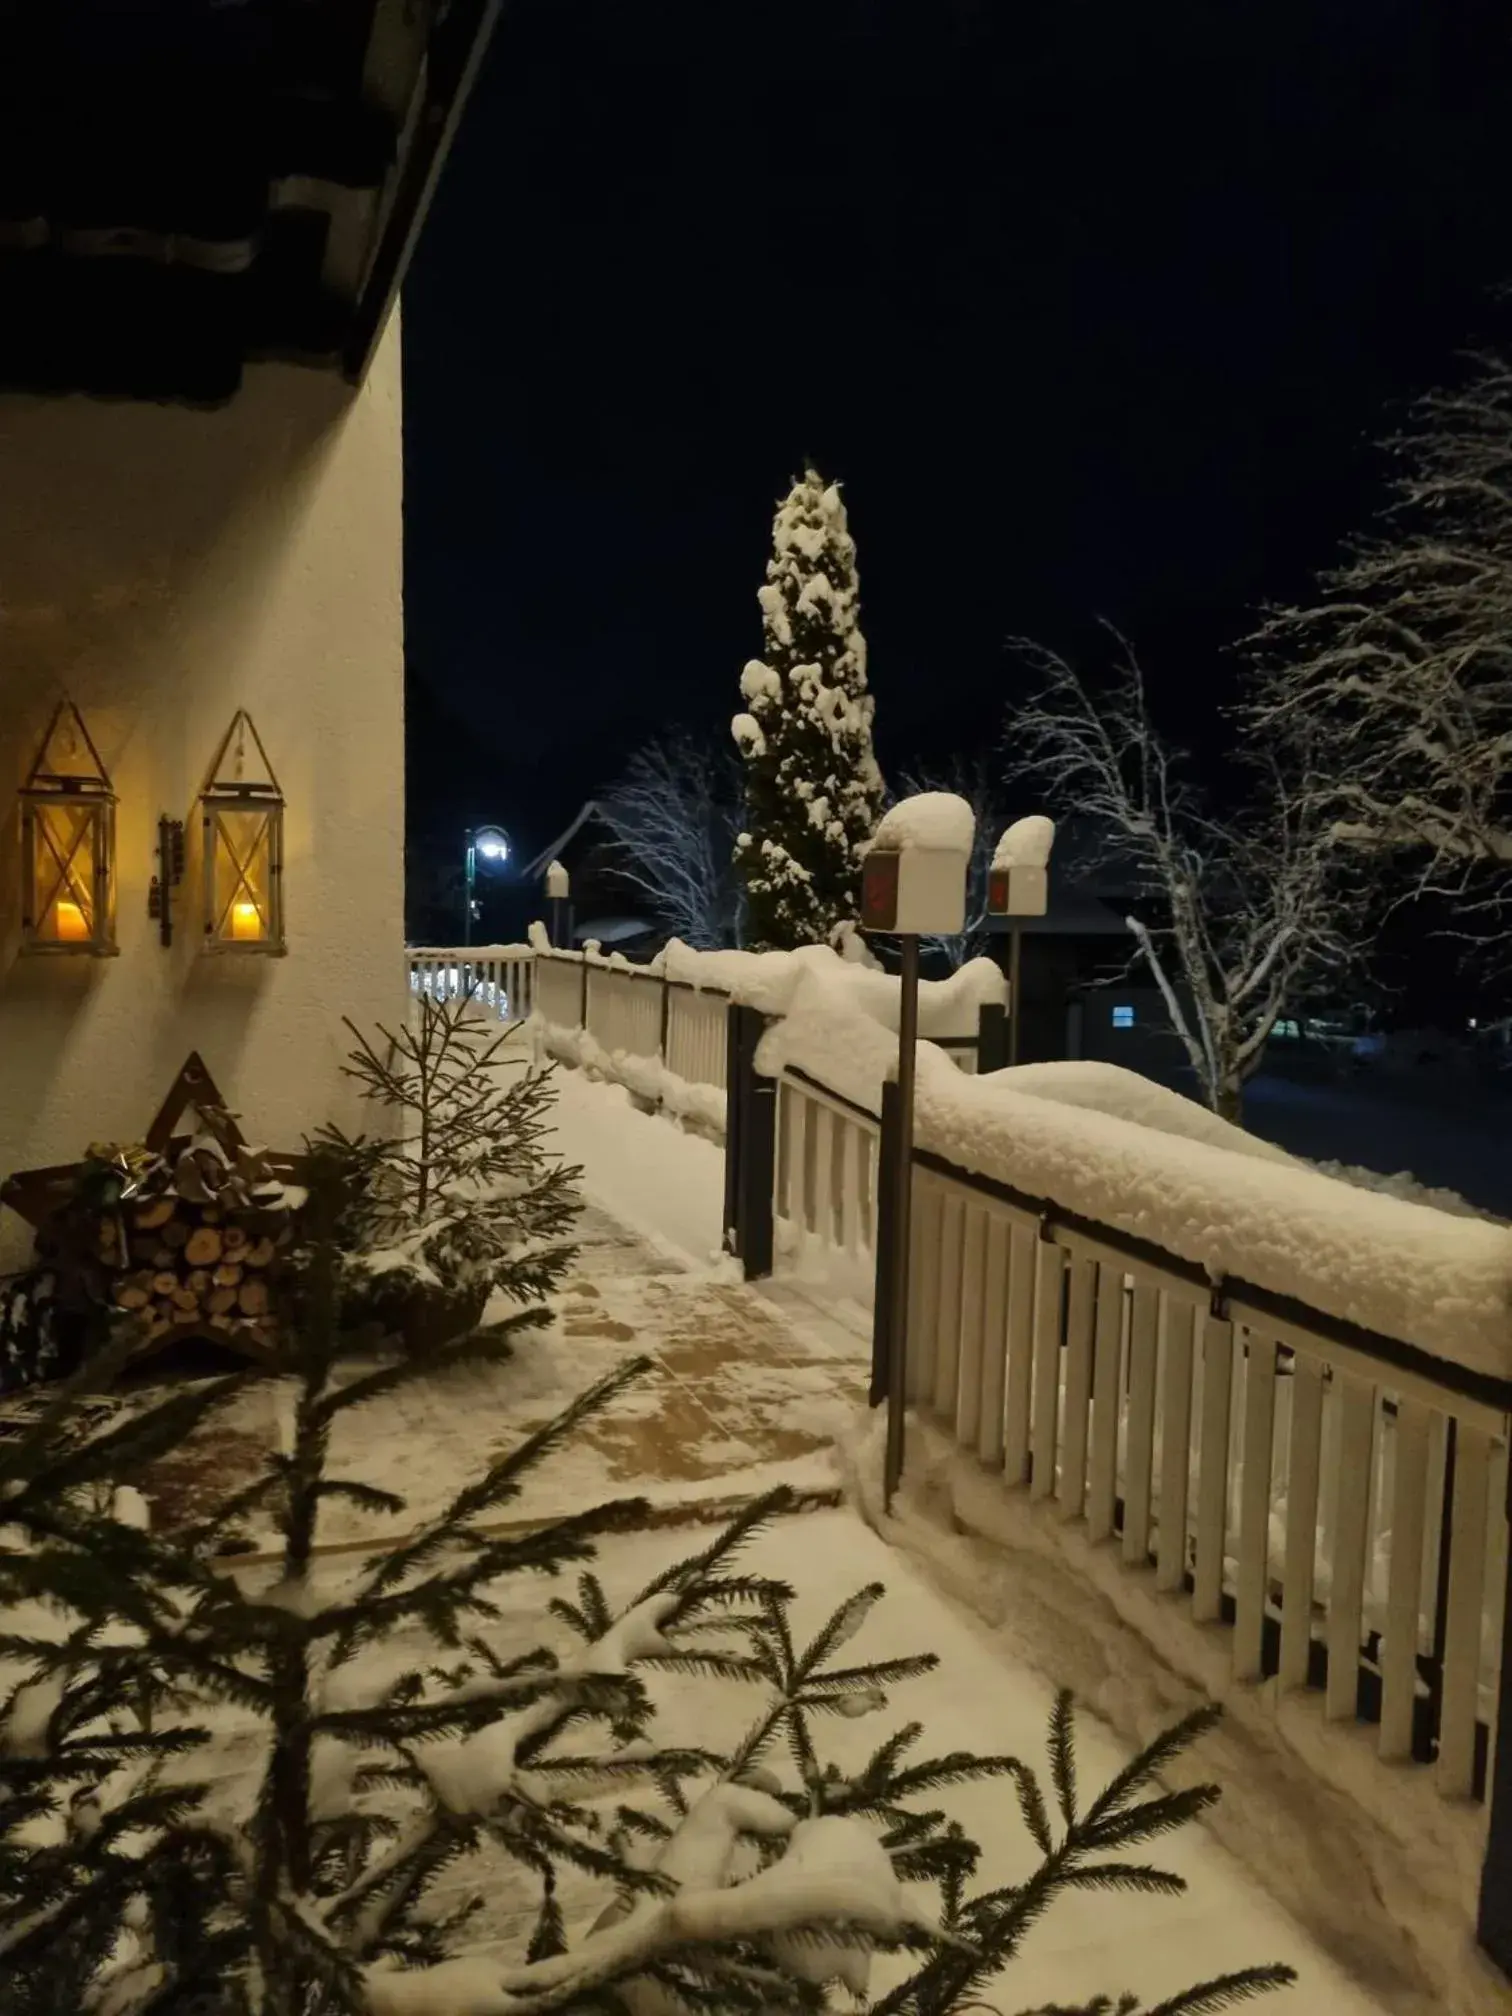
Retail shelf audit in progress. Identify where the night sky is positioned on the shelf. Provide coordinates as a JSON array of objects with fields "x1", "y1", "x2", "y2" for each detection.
[{"x1": 403, "y1": 0, "x2": 1511, "y2": 866}]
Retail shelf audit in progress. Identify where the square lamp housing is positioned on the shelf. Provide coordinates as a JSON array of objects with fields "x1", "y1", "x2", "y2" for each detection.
[
  {"x1": 199, "y1": 711, "x2": 285, "y2": 953},
  {"x1": 19, "y1": 701, "x2": 117, "y2": 955},
  {"x1": 861, "y1": 845, "x2": 967, "y2": 936},
  {"x1": 987, "y1": 864, "x2": 1048, "y2": 919}
]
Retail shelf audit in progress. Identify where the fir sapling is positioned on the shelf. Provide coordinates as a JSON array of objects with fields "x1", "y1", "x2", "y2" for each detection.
[{"x1": 316, "y1": 994, "x2": 584, "y2": 1353}]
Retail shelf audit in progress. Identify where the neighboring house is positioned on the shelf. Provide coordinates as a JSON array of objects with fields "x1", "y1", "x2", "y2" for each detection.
[
  {"x1": 987, "y1": 878, "x2": 1169, "y2": 1080},
  {"x1": 0, "y1": 4, "x2": 500, "y2": 1271},
  {"x1": 519, "y1": 803, "x2": 662, "y2": 954}
]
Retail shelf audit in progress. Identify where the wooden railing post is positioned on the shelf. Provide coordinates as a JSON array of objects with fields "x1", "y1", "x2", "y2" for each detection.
[
  {"x1": 659, "y1": 974, "x2": 672, "y2": 1062},
  {"x1": 870, "y1": 1078, "x2": 901, "y2": 1407},
  {"x1": 977, "y1": 1000, "x2": 1009, "y2": 1074},
  {"x1": 1478, "y1": 1462, "x2": 1512, "y2": 1977},
  {"x1": 723, "y1": 1003, "x2": 775, "y2": 1279},
  {"x1": 580, "y1": 956, "x2": 590, "y2": 1035}
]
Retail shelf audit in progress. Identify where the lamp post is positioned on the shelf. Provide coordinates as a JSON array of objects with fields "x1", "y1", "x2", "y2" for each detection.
[
  {"x1": 987, "y1": 815, "x2": 1055, "y2": 1065},
  {"x1": 545, "y1": 858, "x2": 571, "y2": 949},
  {"x1": 463, "y1": 824, "x2": 510, "y2": 946},
  {"x1": 860, "y1": 793, "x2": 975, "y2": 1511}
]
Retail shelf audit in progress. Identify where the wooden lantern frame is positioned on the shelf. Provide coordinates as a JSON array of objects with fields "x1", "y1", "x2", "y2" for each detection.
[
  {"x1": 19, "y1": 700, "x2": 118, "y2": 956},
  {"x1": 199, "y1": 711, "x2": 285, "y2": 954}
]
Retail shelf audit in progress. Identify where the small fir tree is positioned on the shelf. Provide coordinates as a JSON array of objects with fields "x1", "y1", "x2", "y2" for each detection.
[
  {"x1": 732, "y1": 468, "x2": 886, "y2": 949},
  {"x1": 1, "y1": 1212, "x2": 1294, "y2": 2012},
  {"x1": 317, "y1": 995, "x2": 583, "y2": 1352}
]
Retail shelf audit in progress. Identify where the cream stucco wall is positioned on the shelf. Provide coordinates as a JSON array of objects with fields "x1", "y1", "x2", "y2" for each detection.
[{"x1": 0, "y1": 320, "x2": 406, "y2": 1267}]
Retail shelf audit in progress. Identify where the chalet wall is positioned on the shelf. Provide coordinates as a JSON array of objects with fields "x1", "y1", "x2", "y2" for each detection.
[{"x1": 0, "y1": 319, "x2": 405, "y2": 1268}]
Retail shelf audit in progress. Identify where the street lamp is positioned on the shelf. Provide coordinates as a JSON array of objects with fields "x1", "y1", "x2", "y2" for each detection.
[
  {"x1": 860, "y1": 792, "x2": 975, "y2": 1510},
  {"x1": 463, "y1": 824, "x2": 510, "y2": 945},
  {"x1": 545, "y1": 859, "x2": 572, "y2": 948},
  {"x1": 987, "y1": 815, "x2": 1055, "y2": 1066}
]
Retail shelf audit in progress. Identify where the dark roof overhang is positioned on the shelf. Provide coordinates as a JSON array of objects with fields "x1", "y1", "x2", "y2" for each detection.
[{"x1": 0, "y1": 0, "x2": 502, "y2": 403}]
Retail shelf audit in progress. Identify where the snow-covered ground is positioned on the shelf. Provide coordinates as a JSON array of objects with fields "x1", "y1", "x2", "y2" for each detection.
[
  {"x1": 539, "y1": 1062, "x2": 1503, "y2": 2016},
  {"x1": 518, "y1": 1508, "x2": 1388, "y2": 2015}
]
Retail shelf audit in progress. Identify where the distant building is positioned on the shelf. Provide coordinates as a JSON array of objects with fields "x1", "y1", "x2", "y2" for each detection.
[{"x1": 983, "y1": 865, "x2": 1187, "y2": 1075}]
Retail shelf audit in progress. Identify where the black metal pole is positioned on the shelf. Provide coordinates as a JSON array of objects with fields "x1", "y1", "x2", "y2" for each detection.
[
  {"x1": 1477, "y1": 1457, "x2": 1512, "y2": 1976},
  {"x1": 1007, "y1": 924, "x2": 1022, "y2": 1066},
  {"x1": 885, "y1": 933, "x2": 920, "y2": 1511},
  {"x1": 463, "y1": 833, "x2": 475, "y2": 947}
]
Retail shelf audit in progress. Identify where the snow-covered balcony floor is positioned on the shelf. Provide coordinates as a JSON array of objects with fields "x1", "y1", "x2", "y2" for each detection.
[{"x1": 122, "y1": 1202, "x2": 866, "y2": 1553}]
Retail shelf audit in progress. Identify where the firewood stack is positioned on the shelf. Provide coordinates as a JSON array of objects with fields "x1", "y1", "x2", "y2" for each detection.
[{"x1": 100, "y1": 1133, "x2": 297, "y2": 1357}]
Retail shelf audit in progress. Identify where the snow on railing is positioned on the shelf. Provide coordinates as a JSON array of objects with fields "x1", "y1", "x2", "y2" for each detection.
[{"x1": 522, "y1": 931, "x2": 1008, "y2": 1125}]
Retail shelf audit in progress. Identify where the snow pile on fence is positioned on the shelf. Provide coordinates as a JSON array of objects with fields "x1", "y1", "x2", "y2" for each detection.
[
  {"x1": 1000, "y1": 1061, "x2": 1296, "y2": 1167},
  {"x1": 758, "y1": 982, "x2": 1512, "y2": 1380},
  {"x1": 530, "y1": 929, "x2": 1006, "y2": 1038},
  {"x1": 539, "y1": 1024, "x2": 728, "y2": 1136}
]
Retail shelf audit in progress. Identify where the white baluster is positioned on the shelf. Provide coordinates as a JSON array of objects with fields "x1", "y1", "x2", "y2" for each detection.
[
  {"x1": 1438, "y1": 1421, "x2": 1492, "y2": 1795},
  {"x1": 1058, "y1": 1256, "x2": 1096, "y2": 1519},
  {"x1": 1380, "y1": 1397, "x2": 1432, "y2": 1761},
  {"x1": 1087, "y1": 1264, "x2": 1123, "y2": 1544},
  {"x1": 1156, "y1": 1298, "x2": 1197, "y2": 1593},
  {"x1": 1123, "y1": 1285, "x2": 1160, "y2": 1567},
  {"x1": 955, "y1": 1203, "x2": 987, "y2": 1451},
  {"x1": 1234, "y1": 1333, "x2": 1278, "y2": 1680},
  {"x1": 1278, "y1": 1353, "x2": 1324, "y2": 1690}
]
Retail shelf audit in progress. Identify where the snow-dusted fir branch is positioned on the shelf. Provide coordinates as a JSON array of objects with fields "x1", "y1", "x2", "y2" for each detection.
[
  {"x1": 733, "y1": 468, "x2": 887, "y2": 950},
  {"x1": 2, "y1": 1266, "x2": 1295, "y2": 2016},
  {"x1": 597, "y1": 731, "x2": 745, "y2": 949},
  {"x1": 1004, "y1": 632, "x2": 1363, "y2": 1119},
  {"x1": 1246, "y1": 346, "x2": 1512, "y2": 893}
]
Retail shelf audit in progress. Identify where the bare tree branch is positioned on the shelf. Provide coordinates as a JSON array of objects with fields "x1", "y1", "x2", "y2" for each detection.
[
  {"x1": 596, "y1": 731, "x2": 744, "y2": 949},
  {"x1": 1003, "y1": 633, "x2": 1362, "y2": 1120},
  {"x1": 1246, "y1": 347, "x2": 1512, "y2": 895}
]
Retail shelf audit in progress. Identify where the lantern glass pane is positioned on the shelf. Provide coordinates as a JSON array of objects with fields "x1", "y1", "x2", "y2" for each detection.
[
  {"x1": 209, "y1": 804, "x2": 278, "y2": 945},
  {"x1": 31, "y1": 802, "x2": 100, "y2": 945}
]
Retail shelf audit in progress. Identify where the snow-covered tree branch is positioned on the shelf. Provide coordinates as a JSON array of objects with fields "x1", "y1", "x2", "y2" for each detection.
[
  {"x1": 597, "y1": 732, "x2": 744, "y2": 949},
  {"x1": 1246, "y1": 346, "x2": 1512, "y2": 891},
  {"x1": 1003, "y1": 635, "x2": 1362, "y2": 1120}
]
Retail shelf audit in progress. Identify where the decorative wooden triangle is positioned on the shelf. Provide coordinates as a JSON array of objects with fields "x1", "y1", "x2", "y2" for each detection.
[
  {"x1": 144, "y1": 1052, "x2": 247, "y2": 1157},
  {"x1": 0, "y1": 1053, "x2": 305, "y2": 1234},
  {"x1": 24, "y1": 698, "x2": 112, "y2": 795},
  {"x1": 203, "y1": 710, "x2": 281, "y2": 799}
]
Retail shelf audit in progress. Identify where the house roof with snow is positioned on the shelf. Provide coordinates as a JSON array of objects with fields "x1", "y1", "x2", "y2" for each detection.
[{"x1": 0, "y1": 1, "x2": 499, "y2": 401}]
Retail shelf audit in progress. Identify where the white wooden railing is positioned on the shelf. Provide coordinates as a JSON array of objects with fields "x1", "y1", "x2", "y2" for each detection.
[
  {"x1": 770, "y1": 1062, "x2": 1509, "y2": 1820},
  {"x1": 409, "y1": 946, "x2": 534, "y2": 1023},
  {"x1": 409, "y1": 943, "x2": 733, "y2": 1098}
]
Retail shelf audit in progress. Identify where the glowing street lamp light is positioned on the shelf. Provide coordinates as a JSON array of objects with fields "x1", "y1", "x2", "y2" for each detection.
[{"x1": 463, "y1": 824, "x2": 510, "y2": 944}]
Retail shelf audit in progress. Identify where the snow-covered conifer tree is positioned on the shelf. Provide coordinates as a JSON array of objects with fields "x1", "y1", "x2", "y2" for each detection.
[{"x1": 732, "y1": 469, "x2": 886, "y2": 949}]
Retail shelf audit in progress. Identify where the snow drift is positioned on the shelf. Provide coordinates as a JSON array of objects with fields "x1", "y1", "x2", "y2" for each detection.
[{"x1": 755, "y1": 975, "x2": 1512, "y2": 1381}]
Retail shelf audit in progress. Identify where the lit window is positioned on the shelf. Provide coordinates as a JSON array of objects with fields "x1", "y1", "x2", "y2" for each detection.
[{"x1": 1111, "y1": 1005, "x2": 1135, "y2": 1029}]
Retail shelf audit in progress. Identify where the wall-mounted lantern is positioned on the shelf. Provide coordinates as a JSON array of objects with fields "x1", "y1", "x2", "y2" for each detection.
[
  {"x1": 199, "y1": 711, "x2": 285, "y2": 954},
  {"x1": 19, "y1": 700, "x2": 117, "y2": 956}
]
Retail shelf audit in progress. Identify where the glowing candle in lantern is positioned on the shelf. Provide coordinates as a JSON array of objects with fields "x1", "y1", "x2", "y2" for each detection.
[
  {"x1": 230, "y1": 900, "x2": 262, "y2": 942},
  {"x1": 55, "y1": 899, "x2": 88, "y2": 942}
]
